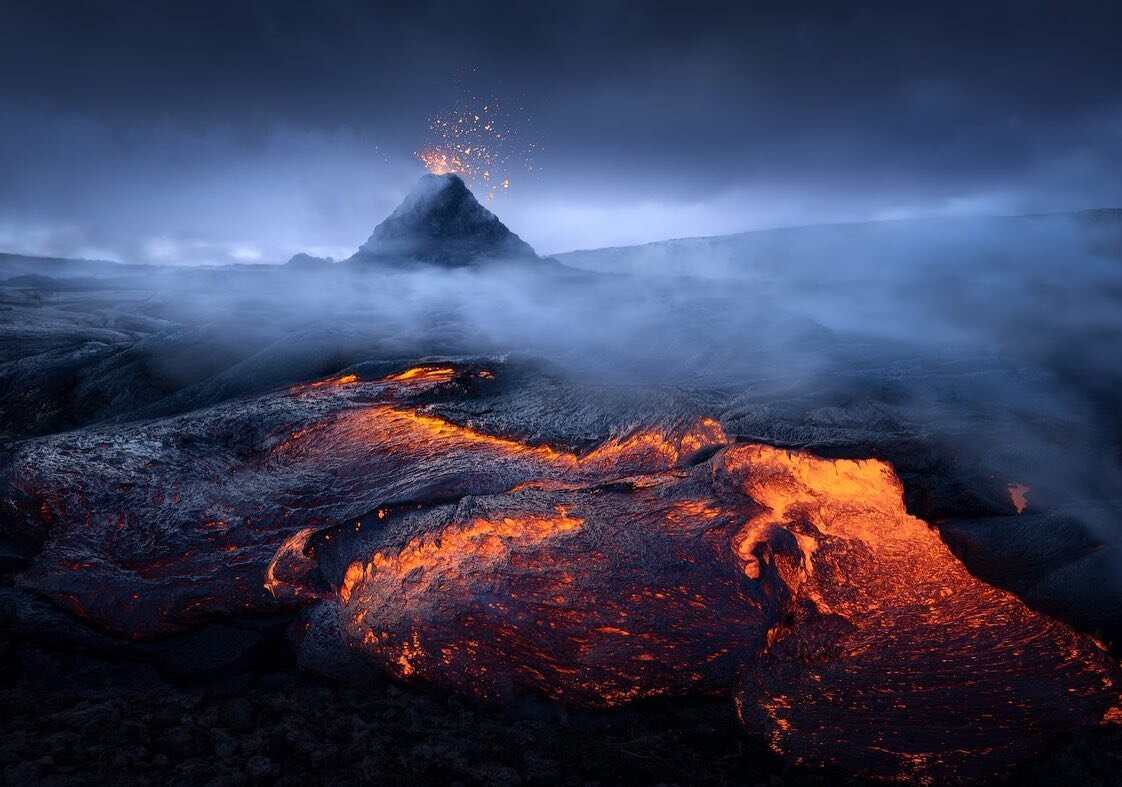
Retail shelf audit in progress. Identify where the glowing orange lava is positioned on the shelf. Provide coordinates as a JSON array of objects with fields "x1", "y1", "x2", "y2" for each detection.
[
  {"x1": 1008, "y1": 481, "x2": 1030, "y2": 513},
  {"x1": 725, "y1": 445, "x2": 1119, "y2": 780},
  {"x1": 337, "y1": 486, "x2": 766, "y2": 706},
  {"x1": 287, "y1": 365, "x2": 459, "y2": 399},
  {"x1": 272, "y1": 397, "x2": 1120, "y2": 781},
  {"x1": 288, "y1": 372, "x2": 361, "y2": 391},
  {"x1": 273, "y1": 375, "x2": 727, "y2": 482},
  {"x1": 382, "y1": 365, "x2": 456, "y2": 382},
  {"x1": 29, "y1": 359, "x2": 1110, "y2": 782}
]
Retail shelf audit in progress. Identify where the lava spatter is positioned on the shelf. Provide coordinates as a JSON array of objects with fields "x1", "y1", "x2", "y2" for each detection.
[{"x1": 414, "y1": 95, "x2": 537, "y2": 200}]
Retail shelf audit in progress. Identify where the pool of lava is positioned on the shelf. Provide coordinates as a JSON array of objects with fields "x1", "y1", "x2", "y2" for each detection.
[{"x1": 7, "y1": 363, "x2": 1121, "y2": 782}]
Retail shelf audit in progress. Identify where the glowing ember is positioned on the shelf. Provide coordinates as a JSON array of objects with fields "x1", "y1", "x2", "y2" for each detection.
[{"x1": 415, "y1": 95, "x2": 537, "y2": 200}]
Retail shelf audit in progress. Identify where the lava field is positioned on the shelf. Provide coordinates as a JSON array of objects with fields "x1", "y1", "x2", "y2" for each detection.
[{"x1": 2, "y1": 175, "x2": 1122, "y2": 785}]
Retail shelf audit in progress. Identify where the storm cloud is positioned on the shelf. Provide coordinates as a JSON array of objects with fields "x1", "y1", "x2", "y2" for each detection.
[{"x1": 1, "y1": 0, "x2": 1121, "y2": 261}]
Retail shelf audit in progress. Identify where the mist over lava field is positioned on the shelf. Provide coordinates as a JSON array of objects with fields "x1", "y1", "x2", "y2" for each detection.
[
  {"x1": 3, "y1": 179, "x2": 1122, "y2": 783},
  {"x1": 5, "y1": 2, "x2": 1122, "y2": 785}
]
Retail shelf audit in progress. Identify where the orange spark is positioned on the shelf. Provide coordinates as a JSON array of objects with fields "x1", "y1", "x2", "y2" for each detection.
[{"x1": 413, "y1": 95, "x2": 537, "y2": 199}]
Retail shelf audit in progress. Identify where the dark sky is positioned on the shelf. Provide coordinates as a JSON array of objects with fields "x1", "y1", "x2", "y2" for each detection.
[{"x1": 1, "y1": 0, "x2": 1120, "y2": 261}]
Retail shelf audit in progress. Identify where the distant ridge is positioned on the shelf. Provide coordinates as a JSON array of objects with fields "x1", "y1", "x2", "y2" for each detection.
[
  {"x1": 554, "y1": 208, "x2": 1122, "y2": 277},
  {"x1": 0, "y1": 252, "x2": 134, "y2": 279}
]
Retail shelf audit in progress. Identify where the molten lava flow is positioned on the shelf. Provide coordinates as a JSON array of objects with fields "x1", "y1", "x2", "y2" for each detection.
[
  {"x1": 288, "y1": 372, "x2": 361, "y2": 391},
  {"x1": 1008, "y1": 481, "x2": 1030, "y2": 513},
  {"x1": 288, "y1": 365, "x2": 459, "y2": 395},
  {"x1": 270, "y1": 403, "x2": 727, "y2": 488},
  {"x1": 9, "y1": 360, "x2": 1120, "y2": 781},
  {"x1": 346, "y1": 505, "x2": 587, "y2": 678},
  {"x1": 723, "y1": 445, "x2": 1119, "y2": 781},
  {"x1": 334, "y1": 485, "x2": 768, "y2": 706},
  {"x1": 730, "y1": 445, "x2": 937, "y2": 596},
  {"x1": 381, "y1": 365, "x2": 457, "y2": 382},
  {"x1": 11, "y1": 364, "x2": 514, "y2": 637},
  {"x1": 298, "y1": 431, "x2": 1120, "y2": 780}
]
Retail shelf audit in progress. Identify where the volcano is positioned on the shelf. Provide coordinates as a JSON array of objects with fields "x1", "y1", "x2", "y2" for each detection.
[{"x1": 347, "y1": 173, "x2": 540, "y2": 267}]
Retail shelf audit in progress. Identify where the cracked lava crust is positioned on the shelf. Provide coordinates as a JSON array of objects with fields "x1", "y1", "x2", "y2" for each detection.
[{"x1": 4, "y1": 363, "x2": 1120, "y2": 782}]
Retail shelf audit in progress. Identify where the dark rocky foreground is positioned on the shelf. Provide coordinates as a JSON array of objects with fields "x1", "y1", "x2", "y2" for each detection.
[{"x1": 3, "y1": 593, "x2": 1122, "y2": 787}]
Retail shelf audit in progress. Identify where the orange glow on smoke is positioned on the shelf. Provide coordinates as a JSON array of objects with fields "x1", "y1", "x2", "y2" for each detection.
[{"x1": 1008, "y1": 482, "x2": 1030, "y2": 513}]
